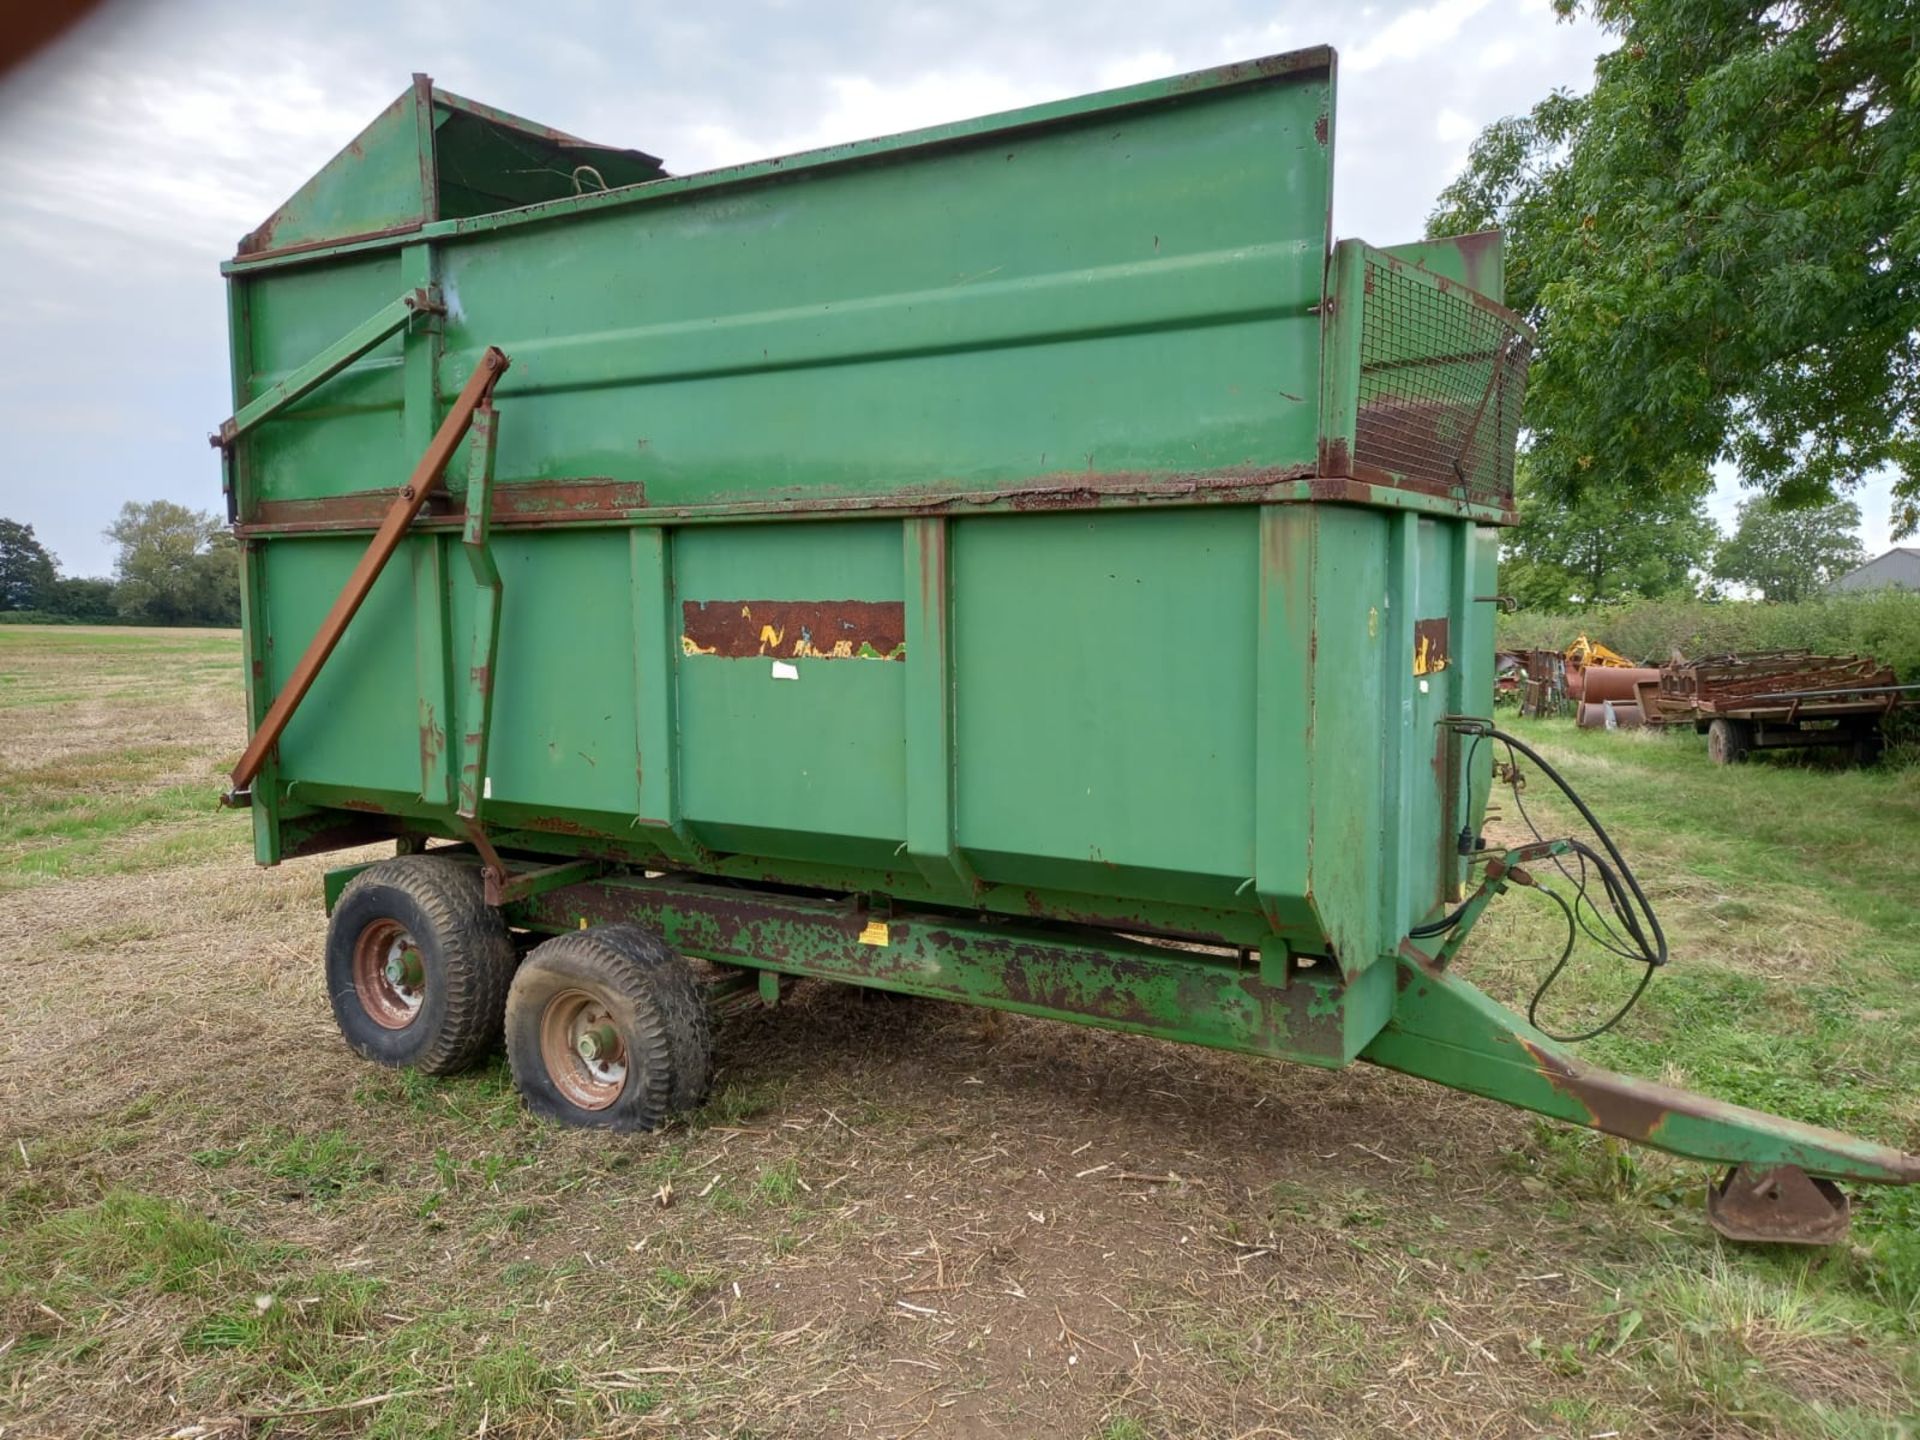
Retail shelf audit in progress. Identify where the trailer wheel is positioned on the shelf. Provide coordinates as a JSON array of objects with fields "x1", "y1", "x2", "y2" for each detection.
[
  {"x1": 1706, "y1": 718, "x2": 1752, "y2": 765},
  {"x1": 505, "y1": 926, "x2": 711, "y2": 1131},
  {"x1": 1852, "y1": 730, "x2": 1886, "y2": 768},
  {"x1": 325, "y1": 857, "x2": 515, "y2": 1075}
]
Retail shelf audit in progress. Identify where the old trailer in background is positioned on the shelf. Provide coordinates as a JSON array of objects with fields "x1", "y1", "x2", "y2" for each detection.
[
  {"x1": 213, "y1": 50, "x2": 1919, "y2": 1245},
  {"x1": 1649, "y1": 651, "x2": 1906, "y2": 765}
]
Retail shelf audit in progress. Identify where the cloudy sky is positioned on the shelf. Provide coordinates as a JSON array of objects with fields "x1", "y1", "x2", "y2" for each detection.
[{"x1": 0, "y1": 0, "x2": 1896, "y2": 577}]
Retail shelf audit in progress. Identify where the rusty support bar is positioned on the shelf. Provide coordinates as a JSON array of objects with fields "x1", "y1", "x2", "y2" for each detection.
[{"x1": 226, "y1": 347, "x2": 511, "y2": 803}]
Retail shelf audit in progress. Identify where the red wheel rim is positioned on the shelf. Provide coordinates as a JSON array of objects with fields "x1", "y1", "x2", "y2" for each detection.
[
  {"x1": 351, "y1": 918, "x2": 426, "y2": 1030},
  {"x1": 538, "y1": 987, "x2": 628, "y2": 1110}
]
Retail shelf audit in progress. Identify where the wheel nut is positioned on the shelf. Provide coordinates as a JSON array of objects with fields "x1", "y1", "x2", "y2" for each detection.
[
  {"x1": 384, "y1": 950, "x2": 423, "y2": 989},
  {"x1": 577, "y1": 1025, "x2": 618, "y2": 1063}
]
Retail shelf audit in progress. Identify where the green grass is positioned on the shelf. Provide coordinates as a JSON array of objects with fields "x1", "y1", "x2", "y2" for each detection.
[
  {"x1": 0, "y1": 1183, "x2": 670, "y2": 1437},
  {"x1": 1459, "y1": 717, "x2": 1920, "y2": 1431},
  {"x1": 252, "y1": 1129, "x2": 382, "y2": 1200},
  {"x1": 0, "y1": 627, "x2": 246, "y2": 889}
]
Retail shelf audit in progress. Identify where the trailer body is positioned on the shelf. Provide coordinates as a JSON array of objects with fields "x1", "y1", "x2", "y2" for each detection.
[
  {"x1": 217, "y1": 51, "x2": 1920, "y2": 1228},
  {"x1": 224, "y1": 54, "x2": 1520, "y2": 1007}
]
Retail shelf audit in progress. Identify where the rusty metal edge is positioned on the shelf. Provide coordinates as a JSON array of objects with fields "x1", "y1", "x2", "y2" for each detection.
[{"x1": 235, "y1": 466, "x2": 1520, "y2": 538}]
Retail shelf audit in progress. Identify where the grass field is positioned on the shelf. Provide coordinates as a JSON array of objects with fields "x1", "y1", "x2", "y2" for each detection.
[{"x1": 2, "y1": 625, "x2": 1917, "y2": 1438}]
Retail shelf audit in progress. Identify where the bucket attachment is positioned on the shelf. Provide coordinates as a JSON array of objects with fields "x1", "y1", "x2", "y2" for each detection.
[{"x1": 1706, "y1": 1164, "x2": 1851, "y2": 1246}]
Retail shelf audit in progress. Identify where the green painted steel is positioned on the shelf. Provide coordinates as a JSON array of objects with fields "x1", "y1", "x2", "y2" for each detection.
[
  {"x1": 508, "y1": 871, "x2": 1399, "y2": 1067},
  {"x1": 1363, "y1": 957, "x2": 1920, "y2": 1184},
  {"x1": 235, "y1": 76, "x2": 663, "y2": 261},
  {"x1": 227, "y1": 48, "x2": 1529, "y2": 970},
  {"x1": 230, "y1": 52, "x2": 1638, "y2": 1117}
]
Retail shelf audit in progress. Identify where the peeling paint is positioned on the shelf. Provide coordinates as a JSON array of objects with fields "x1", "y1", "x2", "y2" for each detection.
[{"x1": 680, "y1": 600, "x2": 907, "y2": 661}]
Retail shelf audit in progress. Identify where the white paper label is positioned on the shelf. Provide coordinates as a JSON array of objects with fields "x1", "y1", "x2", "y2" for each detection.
[{"x1": 771, "y1": 660, "x2": 799, "y2": 680}]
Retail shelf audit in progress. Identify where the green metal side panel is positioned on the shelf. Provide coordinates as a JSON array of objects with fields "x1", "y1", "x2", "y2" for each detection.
[
  {"x1": 233, "y1": 57, "x2": 1335, "y2": 522},
  {"x1": 238, "y1": 89, "x2": 427, "y2": 258},
  {"x1": 252, "y1": 498, "x2": 1494, "y2": 964},
  {"x1": 240, "y1": 253, "x2": 409, "y2": 507},
  {"x1": 952, "y1": 509, "x2": 1256, "y2": 895},
  {"x1": 263, "y1": 536, "x2": 422, "y2": 796},
  {"x1": 675, "y1": 522, "x2": 908, "y2": 859},
  {"x1": 457, "y1": 528, "x2": 643, "y2": 816},
  {"x1": 1381, "y1": 231, "x2": 1505, "y2": 306}
]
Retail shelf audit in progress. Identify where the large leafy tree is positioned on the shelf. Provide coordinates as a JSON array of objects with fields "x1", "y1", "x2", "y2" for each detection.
[
  {"x1": 1431, "y1": 0, "x2": 1920, "y2": 535},
  {"x1": 106, "y1": 501, "x2": 240, "y2": 625},
  {"x1": 1501, "y1": 461, "x2": 1719, "y2": 608},
  {"x1": 0, "y1": 518, "x2": 57, "y2": 611},
  {"x1": 1712, "y1": 495, "x2": 1866, "y2": 600}
]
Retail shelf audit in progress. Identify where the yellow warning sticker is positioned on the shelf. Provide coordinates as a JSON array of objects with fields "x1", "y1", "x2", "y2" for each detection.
[{"x1": 858, "y1": 919, "x2": 890, "y2": 947}]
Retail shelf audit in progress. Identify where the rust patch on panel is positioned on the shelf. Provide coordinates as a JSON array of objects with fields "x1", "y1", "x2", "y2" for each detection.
[
  {"x1": 1413, "y1": 618, "x2": 1450, "y2": 676},
  {"x1": 681, "y1": 600, "x2": 907, "y2": 660}
]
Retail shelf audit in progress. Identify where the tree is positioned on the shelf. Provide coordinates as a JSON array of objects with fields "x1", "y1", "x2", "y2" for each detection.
[
  {"x1": 1501, "y1": 461, "x2": 1718, "y2": 609},
  {"x1": 0, "y1": 518, "x2": 57, "y2": 611},
  {"x1": 44, "y1": 576, "x2": 120, "y2": 622},
  {"x1": 1431, "y1": 1, "x2": 1920, "y2": 537},
  {"x1": 106, "y1": 501, "x2": 240, "y2": 625},
  {"x1": 1712, "y1": 497, "x2": 1865, "y2": 602}
]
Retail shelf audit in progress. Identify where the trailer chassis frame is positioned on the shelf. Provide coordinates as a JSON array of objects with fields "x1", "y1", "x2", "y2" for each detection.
[{"x1": 320, "y1": 845, "x2": 1920, "y2": 1238}]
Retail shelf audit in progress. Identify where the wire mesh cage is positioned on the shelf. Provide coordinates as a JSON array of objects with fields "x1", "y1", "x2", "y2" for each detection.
[{"x1": 1353, "y1": 254, "x2": 1530, "y2": 509}]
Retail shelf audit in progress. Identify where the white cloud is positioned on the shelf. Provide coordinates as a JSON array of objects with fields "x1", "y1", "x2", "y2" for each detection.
[
  {"x1": 1092, "y1": 49, "x2": 1182, "y2": 89},
  {"x1": 1344, "y1": 0, "x2": 1493, "y2": 72},
  {"x1": 676, "y1": 69, "x2": 1059, "y2": 171},
  {"x1": 1435, "y1": 106, "x2": 1477, "y2": 143},
  {"x1": 0, "y1": 48, "x2": 388, "y2": 257}
]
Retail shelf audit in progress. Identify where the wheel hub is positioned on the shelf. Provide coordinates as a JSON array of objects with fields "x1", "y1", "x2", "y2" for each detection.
[
  {"x1": 539, "y1": 989, "x2": 628, "y2": 1109},
  {"x1": 351, "y1": 919, "x2": 426, "y2": 1030}
]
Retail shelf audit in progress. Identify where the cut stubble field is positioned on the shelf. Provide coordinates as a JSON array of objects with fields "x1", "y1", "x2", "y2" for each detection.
[{"x1": 2, "y1": 626, "x2": 1918, "y2": 1439}]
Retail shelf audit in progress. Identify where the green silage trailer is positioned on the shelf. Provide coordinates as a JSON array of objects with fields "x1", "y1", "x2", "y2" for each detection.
[{"x1": 214, "y1": 49, "x2": 1918, "y2": 1243}]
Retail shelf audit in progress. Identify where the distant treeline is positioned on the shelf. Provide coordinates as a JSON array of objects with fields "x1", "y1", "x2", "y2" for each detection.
[{"x1": 0, "y1": 504, "x2": 239, "y2": 627}]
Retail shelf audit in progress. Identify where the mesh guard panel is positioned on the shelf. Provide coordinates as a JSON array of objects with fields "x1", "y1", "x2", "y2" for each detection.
[{"x1": 1354, "y1": 254, "x2": 1530, "y2": 509}]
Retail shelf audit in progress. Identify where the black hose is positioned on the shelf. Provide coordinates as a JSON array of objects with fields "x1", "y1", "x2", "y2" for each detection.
[{"x1": 1450, "y1": 721, "x2": 1667, "y2": 1042}]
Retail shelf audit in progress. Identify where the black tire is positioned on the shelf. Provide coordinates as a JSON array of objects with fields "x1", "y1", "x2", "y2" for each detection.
[
  {"x1": 325, "y1": 856, "x2": 515, "y2": 1075},
  {"x1": 1706, "y1": 718, "x2": 1751, "y2": 765},
  {"x1": 1852, "y1": 730, "x2": 1886, "y2": 768},
  {"x1": 505, "y1": 925, "x2": 712, "y2": 1131}
]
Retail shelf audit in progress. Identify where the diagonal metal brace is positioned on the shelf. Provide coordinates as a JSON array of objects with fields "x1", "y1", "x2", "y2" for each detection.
[
  {"x1": 225, "y1": 347, "x2": 511, "y2": 805},
  {"x1": 212, "y1": 288, "x2": 444, "y2": 450}
]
